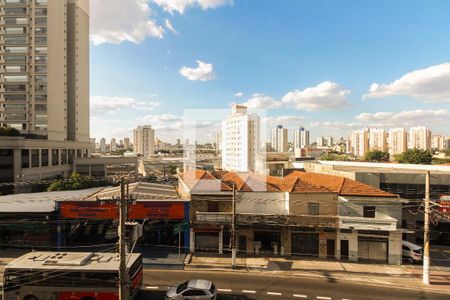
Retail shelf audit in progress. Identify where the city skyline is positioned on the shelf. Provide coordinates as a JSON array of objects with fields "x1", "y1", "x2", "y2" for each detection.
[{"x1": 89, "y1": 0, "x2": 450, "y2": 141}]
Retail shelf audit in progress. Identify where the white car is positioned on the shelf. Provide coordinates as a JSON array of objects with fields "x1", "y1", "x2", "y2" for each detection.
[
  {"x1": 402, "y1": 240, "x2": 423, "y2": 263},
  {"x1": 166, "y1": 279, "x2": 217, "y2": 300}
]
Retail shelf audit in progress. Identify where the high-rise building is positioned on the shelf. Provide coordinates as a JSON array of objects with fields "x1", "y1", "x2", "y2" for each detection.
[
  {"x1": 388, "y1": 128, "x2": 407, "y2": 157},
  {"x1": 271, "y1": 125, "x2": 288, "y2": 152},
  {"x1": 431, "y1": 135, "x2": 445, "y2": 150},
  {"x1": 0, "y1": 0, "x2": 90, "y2": 192},
  {"x1": 446, "y1": 137, "x2": 450, "y2": 150},
  {"x1": 110, "y1": 138, "x2": 117, "y2": 152},
  {"x1": 90, "y1": 138, "x2": 96, "y2": 152},
  {"x1": 350, "y1": 128, "x2": 369, "y2": 157},
  {"x1": 124, "y1": 137, "x2": 130, "y2": 150},
  {"x1": 293, "y1": 126, "x2": 310, "y2": 149},
  {"x1": 221, "y1": 105, "x2": 260, "y2": 172},
  {"x1": 133, "y1": 125, "x2": 155, "y2": 158},
  {"x1": 369, "y1": 128, "x2": 387, "y2": 152},
  {"x1": 409, "y1": 127, "x2": 431, "y2": 150},
  {"x1": 215, "y1": 131, "x2": 222, "y2": 153},
  {"x1": 100, "y1": 137, "x2": 106, "y2": 153}
]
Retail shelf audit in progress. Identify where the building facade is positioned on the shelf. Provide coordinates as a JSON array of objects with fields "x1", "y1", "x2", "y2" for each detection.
[
  {"x1": 369, "y1": 128, "x2": 387, "y2": 152},
  {"x1": 388, "y1": 128, "x2": 408, "y2": 157},
  {"x1": 431, "y1": 135, "x2": 445, "y2": 150},
  {"x1": 221, "y1": 105, "x2": 260, "y2": 172},
  {"x1": 350, "y1": 128, "x2": 369, "y2": 158},
  {"x1": 293, "y1": 126, "x2": 310, "y2": 150},
  {"x1": 271, "y1": 125, "x2": 288, "y2": 152},
  {"x1": 409, "y1": 127, "x2": 431, "y2": 150},
  {"x1": 133, "y1": 125, "x2": 155, "y2": 158}
]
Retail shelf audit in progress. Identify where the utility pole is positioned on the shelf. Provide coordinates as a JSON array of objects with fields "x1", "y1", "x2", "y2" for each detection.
[
  {"x1": 231, "y1": 183, "x2": 237, "y2": 269},
  {"x1": 119, "y1": 178, "x2": 130, "y2": 300},
  {"x1": 423, "y1": 170, "x2": 430, "y2": 285}
]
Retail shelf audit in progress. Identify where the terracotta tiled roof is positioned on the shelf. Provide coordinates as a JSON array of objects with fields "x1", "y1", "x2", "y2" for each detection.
[
  {"x1": 280, "y1": 176, "x2": 333, "y2": 193},
  {"x1": 220, "y1": 172, "x2": 283, "y2": 192},
  {"x1": 180, "y1": 169, "x2": 232, "y2": 192},
  {"x1": 285, "y1": 171, "x2": 397, "y2": 197}
]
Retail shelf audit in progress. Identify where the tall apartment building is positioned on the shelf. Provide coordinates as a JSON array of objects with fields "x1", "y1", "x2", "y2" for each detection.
[
  {"x1": 369, "y1": 128, "x2": 387, "y2": 152},
  {"x1": 0, "y1": 0, "x2": 90, "y2": 193},
  {"x1": 316, "y1": 136, "x2": 333, "y2": 147},
  {"x1": 431, "y1": 135, "x2": 445, "y2": 150},
  {"x1": 123, "y1": 137, "x2": 130, "y2": 150},
  {"x1": 133, "y1": 125, "x2": 155, "y2": 158},
  {"x1": 388, "y1": 128, "x2": 407, "y2": 157},
  {"x1": 90, "y1": 137, "x2": 95, "y2": 152},
  {"x1": 350, "y1": 128, "x2": 369, "y2": 157},
  {"x1": 221, "y1": 104, "x2": 260, "y2": 172},
  {"x1": 110, "y1": 138, "x2": 116, "y2": 152},
  {"x1": 271, "y1": 124, "x2": 288, "y2": 152},
  {"x1": 215, "y1": 130, "x2": 222, "y2": 153},
  {"x1": 99, "y1": 137, "x2": 106, "y2": 153},
  {"x1": 293, "y1": 126, "x2": 310, "y2": 149},
  {"x1": 409, "y1": 127, "x2": 431, "y2": 150},
  {"x1": 446, "y1": 137, "x2": 450, "y2": 150}
]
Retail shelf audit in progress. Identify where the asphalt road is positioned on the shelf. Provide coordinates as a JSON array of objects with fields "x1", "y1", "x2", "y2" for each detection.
[{"x1": 138, "y1": 269, "x2": 449, "y2": 300}]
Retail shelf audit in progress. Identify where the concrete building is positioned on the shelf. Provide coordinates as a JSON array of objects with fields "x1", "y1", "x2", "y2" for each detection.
[
  {"x1": 271, "y1": 125, "x2": 288, "y2": 152},
  {"x1": 0, "y1": 0, "x2": 90, "y2": 193},
  {"x1": 369, "y1": 128, "x2": 387, "y2": 152},
  {"x1": 133, "y1": 125, "x2": 155, "y2": 158},
  {"x1": 431, "y1": 135, "x2": 445, "y2": 150},
  {"x1": 293, "y1": 126, "x2": 310, "y2": 150},
  {"x1": 110, "y1": 138, "x2": 117, "y2": 153},
  {"x1": 90, "y1": 138, "x2": 96, "y2": 152},
  {"x1": 446, "y1": 137, "x2": 450, "y2": 150},
  {"x1": 99, "y1": 137, "x2": 106, "y2": 153},
  {"x1": 221, "y1": 105, "x2": 260, "y2": 172},
  {"x1": 123, "y1": 137, "x2": 130, "y2": 150},
  {"x1": 317, "y1": 136, "x2": 333, "y2": 148},
  {"x1": 388, "y1": 128, "x2": 408, "y2": 157},
  {"x1": 215, "y1": 131, "x2": 222, "y2": 153},
  {"x1": 409, "y1": 127, "x2": 431, "y2": 150},
  {"x1": 350, "y1": 128, "x2": 369, "y2": 158}
]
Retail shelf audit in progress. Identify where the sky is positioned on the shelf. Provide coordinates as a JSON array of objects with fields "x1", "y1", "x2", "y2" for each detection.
[{"x1": 89, "y1": 0, "x2": 450, "y2": 143}]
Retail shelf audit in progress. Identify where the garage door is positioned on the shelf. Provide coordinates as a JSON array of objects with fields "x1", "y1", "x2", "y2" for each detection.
[
  {"x1": 292, "y1": 233, "x2": 319, "y2": 257},
  {"x1": 195, "y1": 232, "x2": 219, "y2": 253},
  {"x1": 358, "y1": 238, "x2": 388, "y2": 262}
]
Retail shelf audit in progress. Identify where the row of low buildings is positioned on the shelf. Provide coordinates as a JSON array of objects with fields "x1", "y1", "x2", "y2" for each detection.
[{"x1": 0, "y1": 169, "x2": 411, "y2": 265}]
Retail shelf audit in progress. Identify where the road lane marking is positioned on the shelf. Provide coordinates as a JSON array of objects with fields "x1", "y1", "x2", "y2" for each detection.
[
  {"x1": 267, "y1": 292, "x2": 282, "y2": 296},
  {"x1": 293, "y1": 295, "x2": 308, "y2": 298},
  {"x1": 145, "y1": 286, "x2": 159, "y2": 290},
  {"x1": 218, "y1": 288, "x2": 232, "y2": 292},
  {"x1": 317, "y1": 297, "x2": 331, "y2": 300},
  {"x1": 242, "y1": 290, "x2": 256, "y2": 294}
]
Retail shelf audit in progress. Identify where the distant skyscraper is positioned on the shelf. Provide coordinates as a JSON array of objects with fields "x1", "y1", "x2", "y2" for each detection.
[
  {"x1": 293, "y1": 126, "x2": 310, "y2": 149},
  {"x1": 215, "y1": 131, "x2": 222, "y2": 152},
  {"x1": 110, "y1": 138, "x2": 117, "y2": 152},
  {"x1": 133, "y1": 125, "x2": 155, "y2": 158},
  {"x1": 124, "y1": 138, "x2": 131, "y2": 150},
  {"x1": 100, "y1": 138, "x2": 106, "y2": 153},
  {"x1": 431, "y1": 135, "x2": 445, "y2": 150},
  {"x1": 221, "y1": 105, "x2": 260, "y2": 172},
  {"x1": 369, "y1": 128, "x2": 387, "y2": 152},
  {"x1": 388, "y1": 128, "x2": 408, "y2": 157},
  {"x1": 90, "y1": 138, "x2": 96, "y2": 153},
  {"x1": 351, "y1": 128, "x2": 369, "y2": 157},
  {"x1": 409, "y1": 127, "x2": 431, "y2": 150},
  {"x1": 271, "y1": 125, "x2": 288, "y2": 152}
]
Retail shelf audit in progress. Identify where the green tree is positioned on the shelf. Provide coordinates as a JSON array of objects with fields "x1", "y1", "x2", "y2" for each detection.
[
  {"x1": 0, "y1": 127, "x2": 20, "y2": 136},
  {"x1": 364, "y1": 150, "x2": 390, "y2": 162},
  {"x1": 394, "y1": 149, "x2": 433, "y2": 165},
  {"x1": 47, "y1": 172, "x2": 110, "y2": 191},
  {"x1": 166, "y1": 164, "x2": 178, "y2": 175},
  {"x1": 321, "y1": 153, "x2": 351, "y2": 161}
]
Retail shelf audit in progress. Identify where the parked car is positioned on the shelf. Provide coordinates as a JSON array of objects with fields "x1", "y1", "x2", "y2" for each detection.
[
  {"x1": 402, "y1": 240, "x2": 423, "y2": 263},
  {"x1": 166, "y1": 279, "x2": 217, "y2": 300}
]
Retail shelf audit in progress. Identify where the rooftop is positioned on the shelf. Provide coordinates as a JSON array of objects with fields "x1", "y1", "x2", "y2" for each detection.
[{"x1": 85, "y1": 182, "x2": 181, "y2": 201}]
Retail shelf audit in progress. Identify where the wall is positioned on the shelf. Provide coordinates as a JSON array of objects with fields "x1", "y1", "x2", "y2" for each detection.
[
  {"x1": 289, "y1": 193, "x2": 338, "y2": 215},
  {"x1": 237, "y1": 192, "x2": 286, "y2": 215},
  {"x1": 337, "y1": 231, "x2": 358, "y2": 262}
]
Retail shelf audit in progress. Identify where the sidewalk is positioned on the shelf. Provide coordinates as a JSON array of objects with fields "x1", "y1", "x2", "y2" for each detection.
[{"x1": 185, "y1": 254, "x2": 450, "y2": 294}]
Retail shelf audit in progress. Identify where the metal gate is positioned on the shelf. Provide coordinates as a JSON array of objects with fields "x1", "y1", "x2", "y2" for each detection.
[
  {"x1": 292, "y1": 233, "x2": 319, "y2": 257},
  {"x1": 195, "y1": 232, "x2": 219, "y2": 253},
  {"x1": 358, "y1": 237, "x2": 388, "y2": 262}
]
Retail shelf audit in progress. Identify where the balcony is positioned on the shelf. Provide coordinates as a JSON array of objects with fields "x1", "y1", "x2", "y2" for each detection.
[{"x1": 339, "y1": 216, "x2": 397, "y2": 231}]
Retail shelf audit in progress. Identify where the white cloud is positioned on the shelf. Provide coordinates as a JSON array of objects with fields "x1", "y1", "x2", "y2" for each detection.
[
  {"x1": 153, "y1": 0, "x2": 232, "y2": 14},
  {"x1": 309, "y1": 121, "x2": 361, "y2": 130},
  {"x1": 179, "y1": 60, "x2": 216, "y2": 81},
  {"x1": 241, "y1": 93, "x2": 281, "y2": 109},
  {"x1": 263, "y1": 115, "x2": 307, "y2": 124},
  {"x1": 282, "y1": 81, "x2": 351, "y2": 111},
  {"x1": 363, "y1": 63, "x2": 450, "y2": 103},
  {"x1": 234, "y1": 92, "x2": 244, "y2": 98},
  {"x1": 91, "y1": 96, "x2": 160, "y2": 116},
  {"x1": 164, "y1": 19, "x2": 178, "y2": 34},
  {"x1": 355, "y1": 109, "x2": 450, "y2": 127},
  {"x1": 90, "y1": 0, "x2": 164, "y2": 45}
]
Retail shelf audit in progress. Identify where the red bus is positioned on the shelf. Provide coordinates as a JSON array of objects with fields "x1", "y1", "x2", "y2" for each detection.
[{"x1": 2, "y1": 251, "x2": 143, "y2": 300}]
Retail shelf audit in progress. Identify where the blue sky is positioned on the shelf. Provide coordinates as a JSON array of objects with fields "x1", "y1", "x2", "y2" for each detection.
[{"x1": 90, "y1": 0, "x2": 450, "y2": 142}]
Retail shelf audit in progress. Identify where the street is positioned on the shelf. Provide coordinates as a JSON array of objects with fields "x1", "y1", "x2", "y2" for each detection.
[{"x1": 138, "y1": 269, "x2": 449, "y2": 300}]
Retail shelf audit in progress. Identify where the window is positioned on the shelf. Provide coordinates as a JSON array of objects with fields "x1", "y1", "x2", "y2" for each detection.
[
  {"x1": 35, "y1": 55, "x2": 47, "y2": 63},
  {"x1": 35, "y1": 114, "x2": 47, "y2": 122},
  {"x1": 4, "y1": 75, "x2": 27, "y2": 83},
  {"x1": 4, "y1": 7, "x2": 27, "y2": 15},
  {"x1": 5, "y1": 27, "x2": 26, "y2": 34},
  {"x1": 35, "y1": 36, "x2": 47, "y2": 45},
  {"x1": 5, "y1": 84, "x2": 26, "y2": 92},
  {"x1": 5, "y1": 113, "x2": 26, "y2": 121},
  {"x1": 35, "y1": 17, "x2": 47, "y2": 26},
  {"x1": 5, "y1": 17, "x2": 27, "y2": 25},
  {"x1": 5, "y1": 36, "x2": 28, "y2": 44},
  {"x1": 182, "y1": 290, "x2": 206, "y2": 296},
  {"x1": 35, "y1": 27, "x2": 47, "y2": 35},
  {"x1": 5, "y1": 94, "x2": 26, "y2": 101},
  {"x1": 208, "y1": 201, "x2": 219, "y2": 212},
  {"x1": 35, "y1": 94, "x2": 47, "y2": 101},
  {"x1": 308, "y1": 203, "x2": 320, "y2": 215},
  {"x1": 5, "y1": 55, "x2": 27, "y2": 63},
  {"x1": 35, "y1": 75, "x2": 47, "y2": 83},
  {"x1": 363, "y1": 206, "x2": 376, "y2": 218},
  {"x1": 35, "y1": 65, "x2": 47, "y2": 73},
  {"x1": 35, "y1": 8, "x2": 47, "y2": 15},
  {"x1": 5, "y1": 104, "x2": 26, "y2": 111},
  {"x1": 35, "y1": 104, "x2": 47, "y2": 111},
  {"x1": 5, "y1": 65, "x2": 26, "y2": 72},
  {"x1": 5, "y1": 46, "x2": 27, "y2": 54}
]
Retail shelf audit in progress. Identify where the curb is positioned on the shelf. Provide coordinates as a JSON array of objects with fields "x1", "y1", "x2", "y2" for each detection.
[{"x1": 183, "y1": 264, "x2": 450, "y2": 295}]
